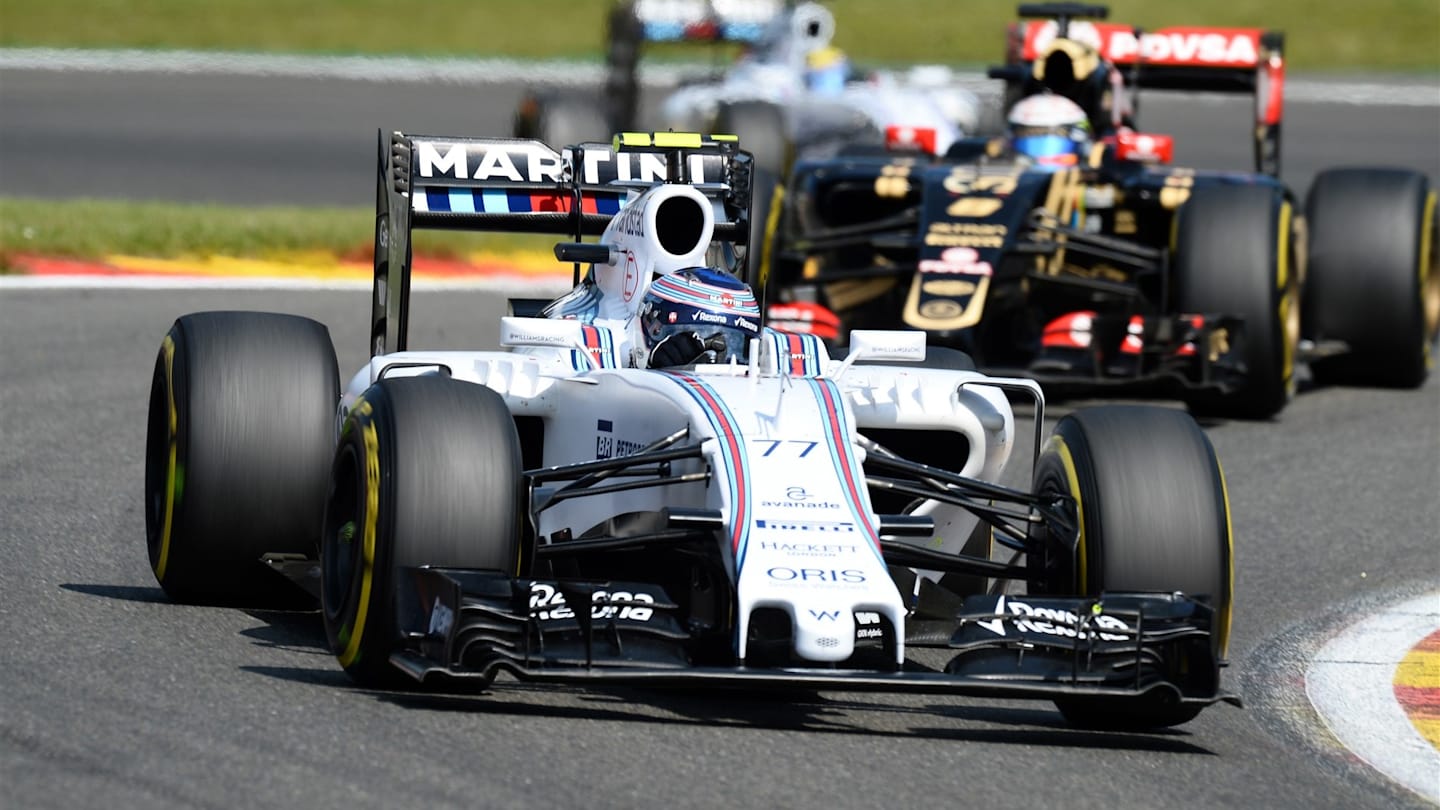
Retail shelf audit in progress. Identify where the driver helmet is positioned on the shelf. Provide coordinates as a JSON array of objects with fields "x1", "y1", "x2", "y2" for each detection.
[
  {"x1": 805, "y1": 46, "x2": 849, "y2": 95},
  {"x1": 635, "y1": 267, "x2": 761, "y2": 368},
  {"x1": 1007, "y1": 93, "x2": 1093, "y2": 170}
]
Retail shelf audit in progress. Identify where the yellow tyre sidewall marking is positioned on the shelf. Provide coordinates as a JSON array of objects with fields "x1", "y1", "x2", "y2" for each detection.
[
  {"x1": 1277, "y1": 201, "x2": 1297, "y2": 389},
  {"x1": 1044, "y1": 434, "x2": 1087, "y2": 590},
  {"x1": 338, "y1": 401, "x2": 380, "y2": 669},
  {"x1": 155, "y1": 333, "x2": 178, "y2": 581},
  {"x1": 1419, "y1": 190, "x2": 1438, "y2": 366},
  {"x1": 1216, "y1": 459, "x2": 1235, "y2": 658},
  {"x1": 757, "y1": 183, "x2": 784, "y2": 292}
]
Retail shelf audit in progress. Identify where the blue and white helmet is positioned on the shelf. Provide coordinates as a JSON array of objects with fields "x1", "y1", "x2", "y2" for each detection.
[{"x1": 634, "y1": 267, "x2": 761, "y2": 368}]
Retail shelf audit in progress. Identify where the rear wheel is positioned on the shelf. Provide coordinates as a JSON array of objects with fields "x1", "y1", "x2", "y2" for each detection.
[
  {"x1": 1304, "y1": 168, "x2": 1438, "y2": 388},
  {"x1": 741, "y1": 168, "x2": 782, "y2": 292},
  {"x1": 1030, "y1": 406, "x2": 1233, "y2": 729},
  {"x1": 604, "y1": 1, "x2": 644, "y2": 132},
  {"x1": 514, "y1": 93, "x2": 609, "y2": 150},
  {"x1": 715, "y1": 101, "x2": 791, "y2": 180},
  {"x1": 1173, "y1": 184, "x2": 1298, "y2": 420},
  {"x1": 145, "y1": 311, "x2": 338, "y2": 606},
  {"x1": 321, "y1": 376, "x2": 526, "y2": 688}
]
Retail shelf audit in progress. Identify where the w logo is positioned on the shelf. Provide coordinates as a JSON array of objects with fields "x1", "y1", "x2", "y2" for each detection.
[{"x1": 808, "y1": 609, "x2": 841, "y2": 621}]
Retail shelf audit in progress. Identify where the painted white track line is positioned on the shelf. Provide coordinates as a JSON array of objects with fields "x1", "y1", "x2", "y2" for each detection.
[
  {"x1": 0, "y1": 274, "x2": 571, "y2": 294},
  {"x1": 2, "y1": 47, "x2": 1437, "y2": 107},
  {"x1": 1306, "y1": 590, "x2": 1440, "y2": 804}
]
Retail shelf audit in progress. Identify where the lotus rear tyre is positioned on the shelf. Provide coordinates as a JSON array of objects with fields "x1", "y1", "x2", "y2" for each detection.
[
  {"x1": 1304, "y1": 168, "x2": 1438, "y2": 388},
  {"x1": 1173, "y1": 184, "x2": 1298, "y2": 420}
]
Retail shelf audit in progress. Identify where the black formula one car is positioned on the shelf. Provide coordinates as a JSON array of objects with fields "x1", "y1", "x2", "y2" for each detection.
[{"x1": 762, "y1": 3, "x2": 1439, "y2": 419}]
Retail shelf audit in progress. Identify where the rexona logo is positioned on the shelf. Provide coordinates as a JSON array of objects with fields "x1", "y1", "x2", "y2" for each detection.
[
  {"x1": 528, "y1": 582, "x2": 655, "y2": 622},
  {"x1": 974, "y1": 595, "x2": 1130, "y2": 641},
  {"x1": 414, "y1": 140, "x2": 716, "y2": 184},
  {"x1": 766, "y1": 567, "x2": 866, "y2": 583}
]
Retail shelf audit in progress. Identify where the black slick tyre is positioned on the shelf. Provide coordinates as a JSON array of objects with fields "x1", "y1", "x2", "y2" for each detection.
[
  {"x1": 604, "y1": 1, "x2": 644, "y2": 132},
  {"x1": 145, "y1": 311, "x2": 338, "y2": 606},
  {"x1": 1303, "y1": 168, "x2": 1438, "y2": 388},
  {"x1": 1029, "y1": 406, "x2": 1233, "y2": 729},
  {"x1": 514, "y1": 93, "x2": 608, "y2": 150},
  {"x1": 1173, "y1": 184, "x2": 1298, "y2": 420},
  {"x1": 321, "y1": 376, "x2": 525, "y2": 688},
  {"x1": 742, "y1": 168, "x2": 782, "y2": 292},
  {"x1": 714, "y1": 101, "x2": 791, "y2": 180}
]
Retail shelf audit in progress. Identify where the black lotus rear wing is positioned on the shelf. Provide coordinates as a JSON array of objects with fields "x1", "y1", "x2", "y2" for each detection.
[
  {"x1": 370, "y1": 130, "x2": 756, "y2": 357},
  {"x1": 993, "y1": 3, "x2": 1286, "y2": 175}
]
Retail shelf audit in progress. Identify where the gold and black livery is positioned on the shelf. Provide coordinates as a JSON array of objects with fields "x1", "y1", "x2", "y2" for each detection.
[{"x1": 766, "y1": 5, "x2": 1438, "y2": 420}]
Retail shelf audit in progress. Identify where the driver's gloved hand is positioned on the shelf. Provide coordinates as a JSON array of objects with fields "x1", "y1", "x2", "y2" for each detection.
[
  {"x1": 649, "y1": 331, "x2": 708, "y2": 367},
  {"x1": 696, "y1": 332, "x2": 731, "y2": 363}
]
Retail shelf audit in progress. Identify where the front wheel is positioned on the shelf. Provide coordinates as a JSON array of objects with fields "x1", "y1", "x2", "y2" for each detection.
[
  {"x1": 1029, "y1": 406, "x2": 1233, "y2": 729},
  {"x1": 321, "y1": 376, "x2": 526, "y2": 688}
]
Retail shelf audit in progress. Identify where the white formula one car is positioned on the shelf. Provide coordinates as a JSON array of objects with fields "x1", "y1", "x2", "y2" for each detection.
[
  {"x1": 516, "y1": 1, "x2": 989, "y2": 178},
  {"x1": 145, "y1": 131, "x2": 1239, "y2": 729}
]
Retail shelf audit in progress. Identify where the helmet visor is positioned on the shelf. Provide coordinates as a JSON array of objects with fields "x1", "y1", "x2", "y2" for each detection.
[
  {"x1": 646, "y1": 322, "x2": 751, "y2": 364},
  {"x1": 1013, "y1": 133, "x2": 1081, "y2": 165}
]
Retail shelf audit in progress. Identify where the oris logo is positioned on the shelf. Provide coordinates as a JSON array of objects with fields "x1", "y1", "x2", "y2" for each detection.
[{"x1": 765, "y1": 567, "x2": 866, "y2": 583}]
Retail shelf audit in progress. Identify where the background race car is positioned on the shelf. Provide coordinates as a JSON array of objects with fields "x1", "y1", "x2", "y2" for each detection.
[
  {"x1": 763, "y1": 3, "x2": 1439, "y2": 419},
  {"x1": 513, "y1": 0, "x2": 989, "y2": 180},
  {"x1": 145, "y1": 129, "x2": 1240, "y2": 730}
]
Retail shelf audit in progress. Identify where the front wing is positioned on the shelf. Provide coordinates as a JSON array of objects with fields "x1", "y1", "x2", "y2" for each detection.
[{"x1": 390, "y1": 567, "x2": 1240, "y2": 711}]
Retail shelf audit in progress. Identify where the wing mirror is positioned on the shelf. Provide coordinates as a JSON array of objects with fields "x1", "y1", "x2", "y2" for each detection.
[{"x1": 1109, "y1": 130, "x2": 1174, "y2": 165}]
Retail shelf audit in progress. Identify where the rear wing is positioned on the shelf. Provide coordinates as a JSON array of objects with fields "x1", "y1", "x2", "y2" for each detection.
[
  {"x1": 624, "y1": 0, "x2": 781, "y2": 43},
  {"x1": 371, "y1": 130, "x2": 756, "y2": 356},
  {"x1": 993, "y1": 3, "x2": 1285, "y2": 175},
  {"x1": 605, "y1": 0, "x2": 783, "y2": 131}
]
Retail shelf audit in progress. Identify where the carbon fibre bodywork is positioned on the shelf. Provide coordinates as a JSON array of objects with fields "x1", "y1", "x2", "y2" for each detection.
[
  {"x1": 394, "y1": 565, "x2": 1229, "y2": 712},
  {"x1": 766, "y1": 147, "x2": 1293, "y2": 400}
]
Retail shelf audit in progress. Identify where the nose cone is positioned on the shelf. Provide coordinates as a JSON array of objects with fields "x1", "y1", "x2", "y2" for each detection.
[{"x1": 791, "y1": 605, "x2": 856, "y2": 662}]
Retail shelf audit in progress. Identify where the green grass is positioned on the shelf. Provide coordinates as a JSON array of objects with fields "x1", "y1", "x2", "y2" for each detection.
[
  {"x1": 0, "y1": 198, "x2": 556, "y2": 272},
  {"x1": 2, "y1": 1, "x2": 1434, "y2": 270},
  {"x1": 2, "y1": 0, "x2": 1437, "y2": 71}
]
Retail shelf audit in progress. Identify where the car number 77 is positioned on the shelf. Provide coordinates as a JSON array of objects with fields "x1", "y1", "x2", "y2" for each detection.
[{"x1": 752, "y1": 439, "x2": 819, "y2": 457}]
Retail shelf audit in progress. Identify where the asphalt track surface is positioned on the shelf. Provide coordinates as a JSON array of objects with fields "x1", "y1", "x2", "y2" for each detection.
[{"x1": 2, "y1": 65, "x2": 1439, "y2": 809}]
